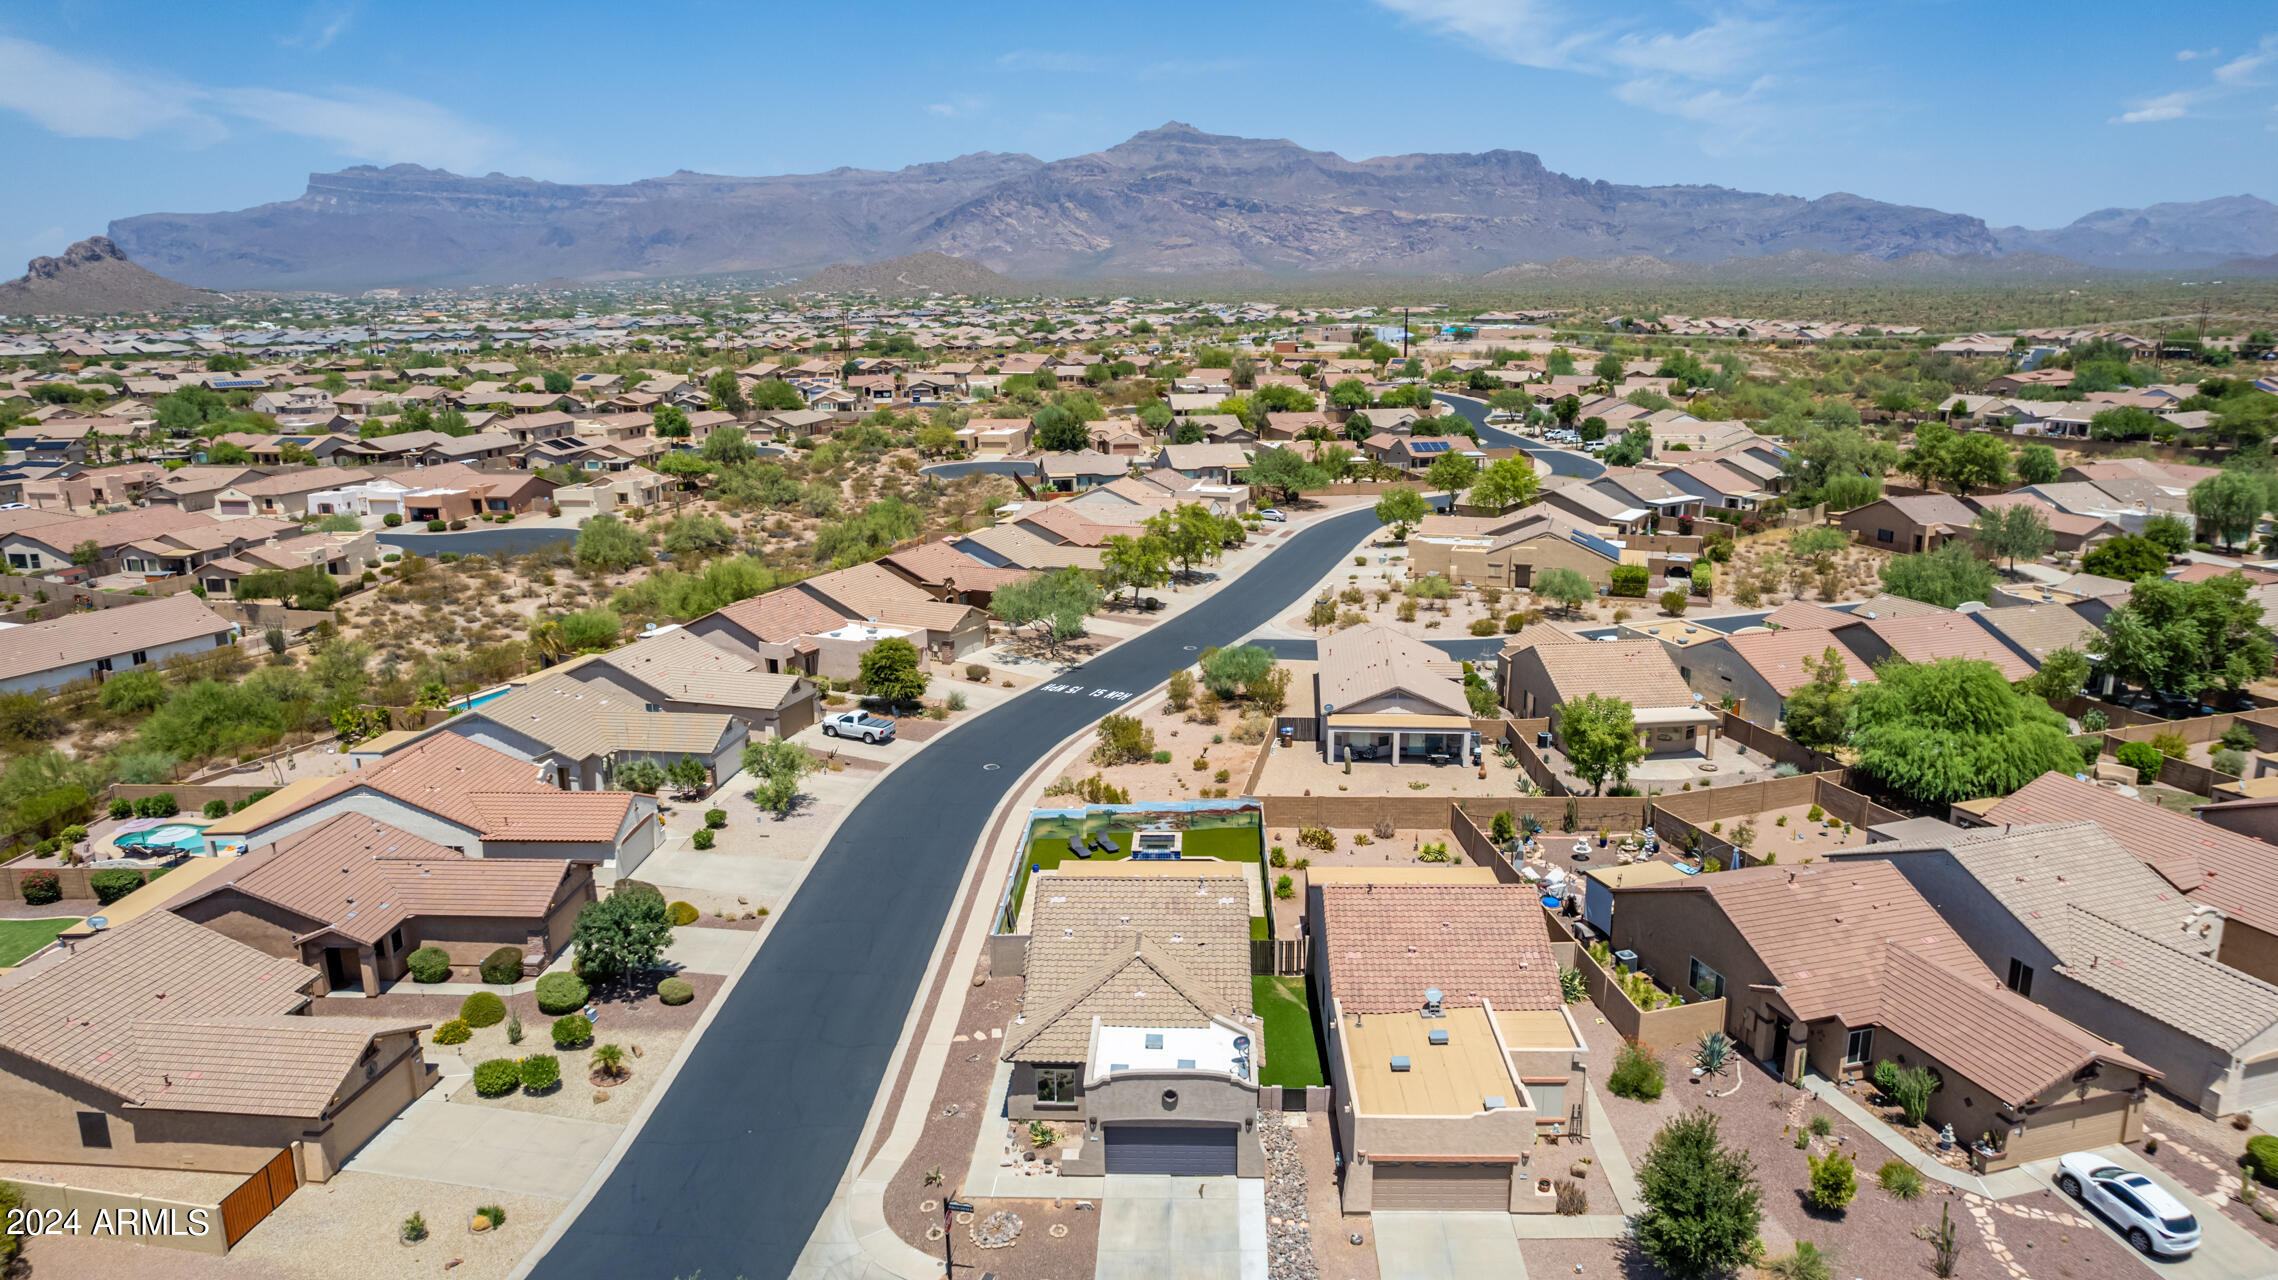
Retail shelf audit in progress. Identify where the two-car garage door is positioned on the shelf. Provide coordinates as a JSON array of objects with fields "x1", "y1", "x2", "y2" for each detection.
[
  {"x1": 1102, "y1": 1125, "x2": 1238, "y2": 1175},
  {"x1": 1370, "y1": 1162, "x2": 1513, "y2": 1212}
]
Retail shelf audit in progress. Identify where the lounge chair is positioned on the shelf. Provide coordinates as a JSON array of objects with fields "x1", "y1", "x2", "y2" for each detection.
[{"x1": 1091, "y1": 833, "x2": 1118, "y2": 855}]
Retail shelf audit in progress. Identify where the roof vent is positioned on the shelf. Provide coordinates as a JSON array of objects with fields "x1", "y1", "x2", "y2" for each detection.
[
  {"x1": 1145, "y1": 1033, "x2": 1164, "y2": 1050},
  {"x1": 1390, "y1": 1055, "x2": 1412, "y2": 1072},
  {"x1": 1483, "y1": 1095, "x2": 1506, "y2": 1110},
  {"x1": 1428, "y1": 1028, "x2": 1450, "y2": 1046},
  {"x1": 1423, "y1": 988, "x2": 1445, "y2": 1018}
]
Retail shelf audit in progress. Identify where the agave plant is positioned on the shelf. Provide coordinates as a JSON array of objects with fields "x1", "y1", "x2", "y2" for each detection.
[{"x1": 1693, "y1": 1030, "x2": 1734, "y2": 1080}]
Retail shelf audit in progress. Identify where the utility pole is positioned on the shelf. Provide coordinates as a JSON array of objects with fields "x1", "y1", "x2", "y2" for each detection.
[
  {"x1": 1402, "y1": 308, "x2": 1411, "y2": 362},
  {"x1": 942, "y1": 1197, "x2": 973, "y2": 1278}
]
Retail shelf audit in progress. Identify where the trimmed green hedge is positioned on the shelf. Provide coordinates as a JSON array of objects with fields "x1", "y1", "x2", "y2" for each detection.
[
  {"x1": 406, "y1": 946, "x2": 451, "y2": 983},
  {"x1": 552, "y1": 1014, "x2": 593, "y2": 1048},
  {"x1": 90, "y1": 868, "x2": 145, "y2": 905},
  {"x1": 471, "y1": 1059, "x2": 520, "y2": 1097},
  {"x1": 535, "y1": 971, "x2": 588, "y2": 1015},
  {"x1": 657, "y1": 977, "x2": 695, "y2": 1006},
  {"x1": 459, "y1": 991, "x2": 506, "y2": 1028},
  {"x1": 519, "y1": 1054, "x2": 560, "y2": 1091},
  {"x1": 479, "y1": 946, "x2": 525, "y2": 985}
]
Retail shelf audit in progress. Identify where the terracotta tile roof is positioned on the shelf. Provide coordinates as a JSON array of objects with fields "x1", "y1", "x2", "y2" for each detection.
[
  {"x1": 1842, "y1": 594, "x2": 1950, "y2": 621},
  {"x1": 1968, "y1": 606, "x2": 2104, "y2": 665},
  {"x1": 1760, "y1": 600, "x2": 1853, "y2": 630},
  {"x1": 1850, "y1": 613, "x2": 2036, "y2": 681},
  {"x1": 1003, "y1": 934, "x2": 1230, "y2": 1063},
  {"x1": 1720, "y1": 628, "x2": 1876, "y2": 697},
  {"x1": 709, "y1": 585, "x2": 857, "y2": 645},
  {"x1": 1987, "y1": 772, "x2": 2278, "y2": 936},
  {"x1": 1526, "y1": 638, "x2": 1698, "y2": 710},
  {"x1": 11, "y1": 504, "x2": 210, "y2": 552},
  {"x1": 1318, "y1": 625, "x2": 1471, "y2": 718},
  {"x1": 1316, "y1": 883, "x2": 1561, "y2": 1014},
  {"x1": 174, "y1": 813, "x2": 580, "y2": 947},
  {"x1": 130, "y1": 1014, "x2": 430, "y2": 1117},
  {"x1": 1970, "y1": 491, "x2": 2114, "y2": 538},
  {"x1": 264, "y1": 734, "x2": 634, "y2": 844},
  {"x1": 798, "y1": 564, "x2": 979, "y2": 633},
  {"x1": 0, "y1": 594, "x2": 237, "y2": 684},
  {"x1": 957, "y1": 523, "x2": 1103, "y2": 570},
  {"x1": 882, "y1": 541, "x2": 1031, "y2": 593},
  {"x1": 1011, "y1": 874, "x2": 1251, "y2": 1062}
]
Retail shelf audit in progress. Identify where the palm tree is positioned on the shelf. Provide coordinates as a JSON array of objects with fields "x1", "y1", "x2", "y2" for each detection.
[
  {"x1": 526, "y1": 619, "x2": 567, "y2": 667},
  {"x1": 592, "y1": 1043, "x2": 628, "y2": 1083}
]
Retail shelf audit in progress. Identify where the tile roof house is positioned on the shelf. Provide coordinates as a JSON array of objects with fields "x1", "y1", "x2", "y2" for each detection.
[
  {"x1": 200, "y1": 733, "x2": 662, "y2": 875},
  {"x1": 1968, "y1": 491, "x2": 2119, "y2": 553},
  {"x1": 538, "y1": 627, "x2": 818, "y2": 739},
  {"x1": 1315, "y1": 625, "x2": 1478, "y2": 766},
  {"x1": 1833, "y1": 611, "x2": 2036, "y2": 682},
  {"x1": 1499, "y1": 637, "x2": 1719, "y2": 763},
  {"x1": 1983, "y1": 772, "x2": 2278, "y2": 986},
  {"x1": 1610, "y1": 861, "x2": 2153, "y2": 1170},
  {"x1": 879, "y1": 540, "x2": 1032, "y2": 606},
  {"x1": 1839, "y1": 494, "x2": 1980, "y2": 554},
  {"x1": 1673, "y1": 626, "x2": 1873, "y2": 727},
  {"x1": 1967, "y1": 604, "x2": 2105, "y2": 670},
  {"x1": 1829, "y1": 823, "x2": 2278, "y2": 1117},
  {"x1": 169, "y1": 812, "x2": 596, "y2": 995},
  {"x1": 0, "y1": 593, "x2": 240, "y2": 695},
  {"x1": 0, "y1": 910, "x2": 433, "y2": 1183},
  {"x1": 1309, "y1": 883, "x2": 1589, "y2": 1213},
  {"x1": 1001, "y1": 874, "x2": 1262, "y2": 1177},
  {"x1": 415, "y1": 675, "x2": 749, "y2": 793}
]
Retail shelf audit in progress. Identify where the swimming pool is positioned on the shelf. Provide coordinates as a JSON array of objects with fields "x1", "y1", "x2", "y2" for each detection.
[
  {"x1": 459, "y1": 686, "x2": 511, "y2": 710},
  {"x1": 112, "y1": 821, "x2": 210, "y2": 853}
]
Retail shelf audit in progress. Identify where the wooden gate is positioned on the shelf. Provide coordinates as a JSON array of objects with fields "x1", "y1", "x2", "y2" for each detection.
[{"x1": 219, "y1": 1148, "x2": 298, "y2": 1248}]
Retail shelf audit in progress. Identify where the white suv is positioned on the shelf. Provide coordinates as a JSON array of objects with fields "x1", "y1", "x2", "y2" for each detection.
[{"x1": 2055, "y1": 1153, "x2": 2200, "y2": 1257}]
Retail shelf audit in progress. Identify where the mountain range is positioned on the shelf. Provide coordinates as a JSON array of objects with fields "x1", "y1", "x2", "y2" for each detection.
[
  {"x1": 0, "y1": 236, "x2": 217, "y2": 314},
  {"x1": 102, "y1": 124, "x2": 2276, "y2": 291}
]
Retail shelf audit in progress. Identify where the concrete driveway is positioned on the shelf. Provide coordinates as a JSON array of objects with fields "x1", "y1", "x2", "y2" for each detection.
[
  {"x1": 346, "y1": 1085, "x2": 622, "y2": 1200},
  {"x1": 1096, "y1": 1175, "x2": 1265, "y2": 1280},
  {"x1": 655, "y1": 925, "x2": 753, "y2": 975},
  {"x1": 1372, "y1": 1213, "x2": 1528, "y2": 1280},
  {"x1": 2018, "y1": 1147, "x2": 2277, "y2": 1280}
]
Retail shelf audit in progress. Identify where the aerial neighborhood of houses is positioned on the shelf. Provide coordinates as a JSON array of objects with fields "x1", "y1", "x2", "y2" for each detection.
[{"x1": 4, "y1": 280, "x2": 2278, "y2": 1280}]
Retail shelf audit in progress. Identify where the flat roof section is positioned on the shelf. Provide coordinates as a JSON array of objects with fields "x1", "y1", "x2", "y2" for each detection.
[{"x1": 1346, "y1": 1004, "x2": 1522, "y2": 1117}]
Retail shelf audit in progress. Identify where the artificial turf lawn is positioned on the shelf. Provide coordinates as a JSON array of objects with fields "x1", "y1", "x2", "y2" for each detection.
[
  {"x1": 1007, "y1": 822, "x2": 1263, "y2": 924},
  {"x1": 0, "y1": 918, "x2": 77, "y2": 967},
  {"x1": 1253, "y1": 974, "x2": 1325, "y2": 1088}
]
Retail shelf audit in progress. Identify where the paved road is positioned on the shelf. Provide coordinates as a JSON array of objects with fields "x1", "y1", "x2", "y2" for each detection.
[
  {"x1": 528, "y1": 508, "x2": 1385, "y2": 1280},
  {"x1": 379, "y1": 524, "x2": 578, "y2": 557},
  {"x1": 1434, "y1": 392, "x2": 1605, "y2": 478},
  {"x1": 921, "y1": 458, "x2": 1039, "y2": 481}
]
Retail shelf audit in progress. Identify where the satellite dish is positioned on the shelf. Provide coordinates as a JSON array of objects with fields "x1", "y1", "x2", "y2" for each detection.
[{"x1": 85, "y1": 916, "x2": 109, "y2": 931}]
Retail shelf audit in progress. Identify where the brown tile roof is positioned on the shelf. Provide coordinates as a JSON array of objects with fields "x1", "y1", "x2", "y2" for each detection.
[
  {"x1": 1970, "y1": 491, "x2": 2114, "y2": 538},
  {"x1": 1849, "y1": 613, "x2": 2035, "y2": 681},
  {"x1": 1527, "y1": 638, "x2": 1697, "y2": 710},
  {"x1": 1989, "y1": 772, "x2": 2278, "y2": 936},
  {"x1": 1968, "y1": 606, "x2": 2104, "y2": 665},
  {"x1": 446, "y1": 677, "x2": 736, "y2": 762},
  {"x1": 1316, "y1": 883, "x2": 1561, "y2": 1014},
  {"x1": 0, "y1": 594, "x2": 236, "y2": 684},
  {"x1": 262, "y1": 734, "x2": 634, "y2": 844},
  {"x1": 881, "y1": 541, "x2": 1031, "y2": 593},
  {"x1": 1877, "y1": 493, "x2": 1980, "y2": 527},
  {"x1": 1875, "y1": 944, "x2": 2149, "y2": 1105},
  {"x1": 1013, "y1": 502, "x2": 1142, "y2": 547},
  {"x1": 1010, "y1": 874, "x2": 1251, "y2": 1062},
  {"x1": 580, "y1": 629, "x2": 809, "y2": 713},
  {"x1": 131, "y1": 1014, "x2": 430, "y2": 1117},
  {"x1": 1719, "y1": 628, "x2": 1876, "y2": 697},
  {"x1": 957, "y1": 523, "x2": 1103, "y2": 570},
  {"x1": 1760, "y1": 600, "x2": 1853, "y2": 631},
  {"x1": 709, "y1": 585, "x2": 858, "y2": 644},
  {"x1": 174, "y1": 814, "x2": 579, "y2": 947},
  {"x1": 1002, "y1": 934, "x2": 1230, "y2": 1063},
  {"x1": 798, "y1": 564, "x2": 979, "y2": 633},
  {"x1": 1843, "y1": 594, "x2": 1951, "y2": 621},
  {"x1": 19, "y1": 504, "x2": 216, "y2": 552},
  {"x1": 1318, "y1": 624, "x2": 1471, "y2": 717}
]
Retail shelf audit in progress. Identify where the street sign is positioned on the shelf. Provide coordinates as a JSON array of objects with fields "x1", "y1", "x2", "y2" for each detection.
[{"x1": 944, "y1": 1200, "x2": 975, "y2": 1214}]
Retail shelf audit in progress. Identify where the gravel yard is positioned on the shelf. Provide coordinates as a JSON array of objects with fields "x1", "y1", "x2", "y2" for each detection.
[{"x1": 2137, "y1": 1093, "x2": 2278, "y2": 1249}]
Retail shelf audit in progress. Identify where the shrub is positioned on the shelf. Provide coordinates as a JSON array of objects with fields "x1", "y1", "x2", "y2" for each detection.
[
  {"x1": 426, "y1": 519, "x2": 448, "y2": 532},
  {"x1": 519, "y1": 1054, "x2": 561, "y2": 1091},
  {"x1": 1805, "y1": 803, "x2": 1824, "y2": 823},
  {"x1": 1504, "y1": 612, "x2": 1526, "y2": 633},
  {"x1": 472, "y1": 1059, "x2": 520, "y2": 1096},
  {"x1": 1764, "y1": 1241, "x2": 1836, "y2": 1280},
  {"x1": 1469, "y1": 617, "x2": 1498, "y2": 636},
  {"x1": 705, "y1": 808, "x2": 727, "y2": 829},
  {"x1": 1274, "y1": 874, "x2": 1294, "y2": 900},
  {"x1": 690, "y1": 827, "x2": 716, "y2": 849},
  {"x1": 551, "y1": 1014, "x2": 593, "y2": 1048},
  {"x1": 459, "y1": 991, "x2": 507, "y2": 1028},
  {"x1": 2246, "y1": 1134, "x2": 2278, "y2": 1185},
  {"x1": 1806, "y1": 1148, "x2": 1857, "y2": 1212},
  {"x1": 506, "y1": 1014, "x2": 523, "y2": 1045},
  {"x1": 1270, "y1": 848, "x2": 1288, "y2": 868},
  {"x1": 2215, "y1": 748, "x2": 2248, "y2": 776},
  {"x1": 2116, "y1": 740, "x2": 2161, "y2": 783},
  {"x1": 406, "y1": 946, "x2": 452, "y2": 983},
  {"x1": 1877, "y1": 1159, "x2": 1924, "y2": 1199},
  {"x1": 1608, "y1": 564, "x2": 1650, "y2": 597},
  {"x1": 1635, "y1": 1108, "x2": 1763, "y2": 1279},
  {"x1": 1609, "y1": 1039, "x2": 1665, "y2": 1101},
  {"x1": 202, "y1": 798, "x2": 230, "y2": 818},
  {"x1": 1166, "y1": 668, "x2": 1195, "y2": 710},
  {"x1": 401, "y1": 1211, "x2": 428, "y2": 1243},
  {"x1": 658, "y1": 976, "x2": 695, "y2": 1006},
  {"x1": 1887, "y1": 1064, "x2": 1940, "y2": 1126},
  {"x1": 473, "y1": 1203, "x2": 506, "y2": 1231},
  {"x1": 1092, "y1": 713, "x2": 1155, "y2": 766},
  {"x1": 108, "y1": 798, "x2": 133, "y2": 819},
  {"x1": 431, "y1": 1019, "x2": 471, "y2": 1045},
  {"x1": 2149, "y1": 730, "x2": 2190, "y2": 760},
  {"x1": 535, "y1": 971, "x2": 589, "y2": 1014},
  {"x1": 1297, "y1": 826, "x2": 1335, "y2": 851},
  {"x1": 1152, "y1": 749, "x2": 1173, "y2": 764},
  {"x1": 1554, "y1": 1179, "x2": 1589, "y2": 1215},
  {"x1": 966, "y1": 663, "x2": 988, "y2": 682},
  {"x1": 480, "y1": 946, "x2": 525, "y2": 985},
  {"x1": 90, "y1": 868, "x2": 145, "y2": 905},
  {"x1": 668, "y1": 900, "x2": 700, "y2": 926},
  {"x1": 133, "y1": 793, "x2": 178, "y2": 818},
  {"x1": 1808, "y1": 1112, "x2": 1832, "y2": 1137}
]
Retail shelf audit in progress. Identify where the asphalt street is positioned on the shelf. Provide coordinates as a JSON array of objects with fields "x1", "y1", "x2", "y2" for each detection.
[
  {"x1": 527, "y1": 505, "x2": 1387, "y2": 1280},
  {"x1": 1434, "y1": 391, "x2": 1606, "y2": 478}
]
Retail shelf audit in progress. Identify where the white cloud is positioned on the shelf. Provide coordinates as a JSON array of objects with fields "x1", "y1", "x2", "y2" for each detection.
[
  {"x1": 994, "y1": 49, "x2": 1102, "y2": 72},
  {"x1": 924, "y1": 103, "x2": 957, "y2": 117},
  {"x1": 281, "y1": 3, "x2": 357, "y2": 51},
  {"x1": 2176, "y1": 47, "x2": 2218, "y2": 61},
  {"x1": 2215, "y1": 34, "x2": 2276, "y2": 86},
  {"x1": 922, "y1": 94, "x2": 986, "y2": 119},
  {"x1": 2112, "y1": 91, "x2": 2193, "y2": 124},
  {"x1": 0, "y1": 34, "x2": 519, "y2": 171}
]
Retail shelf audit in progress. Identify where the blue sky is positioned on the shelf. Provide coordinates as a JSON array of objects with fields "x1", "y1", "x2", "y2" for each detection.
[{"x1": 1, "y1": 1, "x2": 2273, "y2": 267}]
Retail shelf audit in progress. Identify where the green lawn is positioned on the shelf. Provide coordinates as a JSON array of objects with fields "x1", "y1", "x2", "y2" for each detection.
[
  {"x1": 1005, "y1": 820, "x2": 1266, "y2": 928},
  {"x1": 1250, "y1": 915, "x2": 1270, "y2": 941},
  {"x1": 1253, "y1": 975, "x2": 1325, "y2": 1088},
  {"x1": 0, "y1": 918, "x2": 77, "y2": 967}
]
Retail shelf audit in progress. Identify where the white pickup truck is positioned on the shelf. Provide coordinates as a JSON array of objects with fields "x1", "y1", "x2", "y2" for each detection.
[{"x1": 820, "y1": 711, "x2": 896, "y2": 744}]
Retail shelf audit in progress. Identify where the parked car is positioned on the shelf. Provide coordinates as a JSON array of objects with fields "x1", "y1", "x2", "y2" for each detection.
[
  {"x1": 1259, "y1": 508, "x2": 1287, "y2": 522},
  {"x1": 820, "y1": 711, "x2": 896, "y2": 744},
  {"x1": 2054, "y1": 1153, "x2": 2200, "y2": 1257}
]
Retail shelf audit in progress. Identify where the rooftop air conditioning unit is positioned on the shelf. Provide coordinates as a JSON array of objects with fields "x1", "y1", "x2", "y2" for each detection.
[
  {"x1": 1428, "y1": 1028, "x2": 1450, "y2": 1046},
  {"x1": 1389, "y1": 1056, "x2": 1411, "y2": 1072}
]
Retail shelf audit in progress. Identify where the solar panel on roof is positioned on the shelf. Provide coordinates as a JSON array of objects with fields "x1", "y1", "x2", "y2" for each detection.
[{"x1": 1410, "y1": 440, "x2": 1452, "y2": 453}]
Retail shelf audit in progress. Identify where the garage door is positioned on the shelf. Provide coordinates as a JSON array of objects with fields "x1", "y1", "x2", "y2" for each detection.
[
  {"x1": 1102, "y1": 1125, "x2": 1237, "y2": 1175},
  {"x1": 2240, "y1": 1055, "x2": 2278, "y2": 1112},
  {"x1": 2002, "y1": 1093, "x2": 2133, "y2": 1164},
  {"x1": 1370, "y1": 1162, "x2": 1512, "y2": 1212}
]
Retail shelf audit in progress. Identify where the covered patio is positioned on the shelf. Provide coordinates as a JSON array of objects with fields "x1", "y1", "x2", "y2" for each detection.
[{"x1": 1324, "y1": 712, "x2": 1479, "y2": 767}]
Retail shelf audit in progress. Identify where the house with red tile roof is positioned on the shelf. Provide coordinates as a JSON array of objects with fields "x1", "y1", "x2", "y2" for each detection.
[
  {"x1": 1672, "y1": 626, "x2": 1873, "y2": 726},
  {"x1": 1832, "y1": 611, "x2": 2036, "y2": 682}
]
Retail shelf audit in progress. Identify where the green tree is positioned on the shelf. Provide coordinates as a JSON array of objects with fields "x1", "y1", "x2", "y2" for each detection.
[
  {"x1": 1031, "y1": 404, "x2": 1089, "y2": 452},
  {"x1": 541, "y1": 369, "x2": 573, "y2": 394},
  {"x1": 916, "y1": 423, "x2": 958, "y2": 456},
  {"x1": 1536, "y1": 566, "x2": 1593, "y2": 615},
  {"x1": 2080, "y1": 533, "x2": 2170, "y2": 581},
  {"x1": 743, "y1": 736, "x2": 820, "y2": 816},
  {"x1": 2100, "y1": 574, "x2": 2277, "y2": 698},
  {"x1": 751, "y1": 378, "x2": 806, "y2": 411},
  {"x1": 1199, "y1": 644, "x2": 1274, "y2": 699},
  {"x1": 1901, "y1": 423, "x2": 1955, "y2": 490},
  {"x1": 1373, "y1": 487, "x2": 1429, "y2": 540},
  {"x1": 556, "y1": 607, "x2": 623, "y2": 652},
  {"x1": 1592, "y1": 352, "x2": 1625, "y2": 383},
  {"x1": 1848, "y1": 658, "x2": 2082, "y2": 805},
  {"x1": 1098, "y1": 533, "x2": 1170, "y2": 603},
  {"x1": 69, "y1": 539, "x2": 103, "y2": 568},
  {"x1": 992, "y1": 568, "x2": 1101, "y2": 657},
  {"x1": 2016, "y1": 442, "x2": 2061, "y2": 485},
  {"x1": 857, "y1": 636, "x2": 927, "y2": 706},
  {"x1": 1146, "y1": 503, "x2": 1238, "y2": 577},
  {"x1": 1603, "y1": 426, "x2": 1651, "y2": 468},
  {"x1": 2141, "y1": 511, "x2": 2195, "y2": 554},
  {"x1": 652, "y1": 404, "x2": 691, "y2": 439},
  {"x1": 1426, "y1": 449, "x2": 1479, "y2": 497},
  {"x1": 1244, "y1": 446, "x2": 1324, "y2": 505},
  {"x1": 1561, "y1": 693, "x2": 1644, "y2": 794},
  {"x1": 659, "y1": 512, "x2": 735, "y2": 556},
  {"x1": 706, "y1": 369, "x2": 747, "y2": 415},
  {"x1": 1943, "y1": 433, "x2": 2011, "y2": 494},
  {"x1": 1878, "y1": 541, "x2": 1995, "y2": 609},
  {"x1": 1635, "y1": 1109, "x2": 1763, "y2": 1280},
  {"x1": 97, "y1": 669, "x2": 169, "y2": 714},
  {"x1": 2189, "y1": 470, "x2": 2267, "y2": 549},
  {"x1": 701, "y1": 425, "x2": 757, "y2": 466},
  {"x1": 1467, "y1": 455, "x2": 1540, "y2": 512},
  {"x1": 1329, "y1": 378, "x2": 1372, "y2": 411},
  {"x1": 571, "y1": 891, "x2": 673, "y2": 982},
  {"x1": 1972, "y1": 502, "x2": 2054, "y2": 572},
  {"x1": 575, "y1": 515, "x2": 650, "y2": 572},
  {"x1": 1781, "y1": 646, "x2": 1858, "y2": 751},
  {"x1": 2020, "y1": 645, "x2": 2092, "y2": 704}
]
